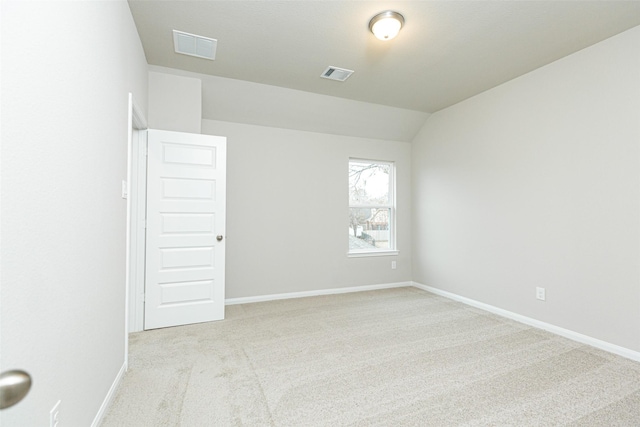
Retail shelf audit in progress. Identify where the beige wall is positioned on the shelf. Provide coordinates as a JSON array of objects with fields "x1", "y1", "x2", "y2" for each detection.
[
  {"x1": 202, "y1": 119, "x2": 412, "y2": 298},
  {"x1": 412, "y1": 26, "x2": 640, "y2": 351},
  {"x1": 1, "y1": 0, "x2": 148, "y2": 425}
]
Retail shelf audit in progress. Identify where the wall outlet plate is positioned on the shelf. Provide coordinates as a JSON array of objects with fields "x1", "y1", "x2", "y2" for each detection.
[
  {"x1": 536, "y1": 287, "x2": 546, "y2": 301},
  {"x1": 50, "y1": 400, "x2": 61, "y2": 427}
]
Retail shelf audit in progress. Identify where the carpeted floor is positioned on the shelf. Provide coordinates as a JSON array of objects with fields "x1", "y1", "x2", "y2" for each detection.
[{"x1": 101, "y1": 287, "x2": 640, "y2": 426}]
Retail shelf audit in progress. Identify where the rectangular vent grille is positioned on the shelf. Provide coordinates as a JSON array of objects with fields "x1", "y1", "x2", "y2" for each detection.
[
  {"x1": 321, "y1": 66, "x2": 354, "y2": 82},
  {"x1": 173, "y1": 30, "x2": 217, "y2": 60}
]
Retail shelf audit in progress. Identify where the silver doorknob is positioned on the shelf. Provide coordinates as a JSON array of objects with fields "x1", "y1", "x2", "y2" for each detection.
[
  {"x1": 0, "y1": 370, "x2": 32, "y2": 409},
  {"x1": 216, "y1": 235, "x2": 223, "y2": 241}
]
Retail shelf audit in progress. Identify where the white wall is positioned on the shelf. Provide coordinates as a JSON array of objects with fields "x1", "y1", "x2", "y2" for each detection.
[
  {"x1": 202, "y1": 120, "x2": 412, "y2": 298},
  {"x1": 412, "y1": 26, "x2": 640, "y2": 352},
  {"x1": 148, "y1": 71, "x2": 202, "y2": 133},
  {"x1": 1, "y1": 1, "x2": 148, "y2": 425}
]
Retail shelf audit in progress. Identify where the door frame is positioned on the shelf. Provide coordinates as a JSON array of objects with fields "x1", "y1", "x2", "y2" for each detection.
[
  {"x1": 126, "y1": 93, "x2": 148, "y2": 341},
  {"x1": 126, "y1": 124, "x2": 228, "y2": 332}
]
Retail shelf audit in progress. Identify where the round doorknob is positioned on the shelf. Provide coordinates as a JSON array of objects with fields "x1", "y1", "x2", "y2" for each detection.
[
  {"x1": 216, "y1": 235, "x2": 223, "y2": 241},
  {"x1": 0, "y1": 370, "x2": 32, "y2": 409}
]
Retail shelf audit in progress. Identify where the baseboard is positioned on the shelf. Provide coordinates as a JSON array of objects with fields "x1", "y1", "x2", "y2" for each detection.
[
  {"x1": 225, "y1": 281, "x2": 413, "y2": 305},
  {"x1": 91, "y1": 361, "x2": 127, "y2": 427},
  {"x1": 412, "y1": 282, "x2": 640, "y2": 363}
]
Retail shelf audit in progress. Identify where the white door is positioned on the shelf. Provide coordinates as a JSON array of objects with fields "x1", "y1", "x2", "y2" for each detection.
[{"x1": 144, "y1": 129, "x2": 226, "y2": 330}]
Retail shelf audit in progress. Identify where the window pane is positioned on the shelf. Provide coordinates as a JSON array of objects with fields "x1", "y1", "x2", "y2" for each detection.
[
  {"x1": 349, "y1": 161, "x2": 390, "y2": 206},
  {"x1": 348, "y1": 207, "x2": 390, "y2": 250}
]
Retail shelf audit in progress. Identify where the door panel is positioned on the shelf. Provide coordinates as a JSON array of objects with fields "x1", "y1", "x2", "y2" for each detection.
[{"x1": 144, "y1": 129, "x2": 226, "y2": 330}]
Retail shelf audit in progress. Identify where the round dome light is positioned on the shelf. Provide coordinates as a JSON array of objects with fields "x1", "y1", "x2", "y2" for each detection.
[{"x1": 369, "y1": 11, "x2": 405, "y2": 41}]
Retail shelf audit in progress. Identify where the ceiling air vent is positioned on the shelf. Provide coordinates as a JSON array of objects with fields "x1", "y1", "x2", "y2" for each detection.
[
  {"x1": 321, "y1": 66, "x2": 354, "y2": 82},
  {"x1": 173, "y1": 30, "x2": 217, "y2": 60}
]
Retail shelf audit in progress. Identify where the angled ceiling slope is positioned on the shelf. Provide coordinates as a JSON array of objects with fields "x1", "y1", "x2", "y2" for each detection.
[{"x1": 129, "y1": 1, "x2": 640, "y2": 113}]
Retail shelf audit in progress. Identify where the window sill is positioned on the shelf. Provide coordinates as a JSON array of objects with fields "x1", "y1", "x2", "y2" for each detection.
[{"x1": 347, "y1": 250, "x2": 399, "y2": 258}]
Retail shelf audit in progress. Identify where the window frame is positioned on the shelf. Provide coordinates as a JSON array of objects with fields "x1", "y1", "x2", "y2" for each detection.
[{"x1": 347, "y1": 158, "x2": 398, "y2": 257}]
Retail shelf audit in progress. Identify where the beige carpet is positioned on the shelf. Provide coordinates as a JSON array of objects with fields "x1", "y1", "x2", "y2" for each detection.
[{"x1": 101, "y1": 287, "x2": 640, "y2": 426}]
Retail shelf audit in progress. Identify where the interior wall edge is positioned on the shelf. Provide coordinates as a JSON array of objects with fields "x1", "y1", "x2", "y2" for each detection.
[
  {"x1": 90, "y1": 361, "x2": 127, "y2": 427},
  {"x1": 225, "y1": 281, "x2": 413, "y2": 306},
  {"x1": 413, "y1": 282, "x2": 640, "y2": 363}
]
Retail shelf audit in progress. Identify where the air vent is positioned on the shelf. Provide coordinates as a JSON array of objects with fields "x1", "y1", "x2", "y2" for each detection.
[
  {"x1": 173, "y1": 30, "x2": 217, "y2": 60},
  {"x1": 321, "y1": 66, "x2": 354, "y2": 82}
]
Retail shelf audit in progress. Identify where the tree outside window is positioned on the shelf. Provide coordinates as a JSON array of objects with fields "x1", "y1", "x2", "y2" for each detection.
[{"x1": 348, "y1": 159, "x2": 395, "y2": 254}]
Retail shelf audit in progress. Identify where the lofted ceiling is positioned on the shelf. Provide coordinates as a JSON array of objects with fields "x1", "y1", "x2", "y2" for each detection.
[{"x1": 128, "y1": 1, "x2": 640, "y2": 114}]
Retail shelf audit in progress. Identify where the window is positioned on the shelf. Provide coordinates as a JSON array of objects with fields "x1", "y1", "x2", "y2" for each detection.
[{"x1": 348, "y1": 159, "x2": 396, "y2": 256}]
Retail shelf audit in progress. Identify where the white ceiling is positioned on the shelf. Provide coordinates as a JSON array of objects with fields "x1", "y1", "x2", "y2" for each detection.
[{"x1": 128, "y1": 1, "x2": 640, "y2": 114}]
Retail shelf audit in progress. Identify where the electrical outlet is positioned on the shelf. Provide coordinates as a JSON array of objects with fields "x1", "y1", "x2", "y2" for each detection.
[
  {"x1": 391, "y1": 261, "x2": 397, "y2": 270},
  {"x1": 50, "y1": 400, "x2": 61, "y2": 427},
  {"x1": 536, "y1": 287, "x2": 546, "y2": 301}
]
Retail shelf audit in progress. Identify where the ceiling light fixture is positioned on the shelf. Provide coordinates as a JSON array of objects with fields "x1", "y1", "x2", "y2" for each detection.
[{"x1": 369, "y1": 10, "x2": 404, "y2": 41}]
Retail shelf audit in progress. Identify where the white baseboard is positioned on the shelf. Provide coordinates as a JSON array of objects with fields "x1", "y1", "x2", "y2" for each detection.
[
  {"x1": 91, "y1": 361, "x2": 127, "y2": 427},
  {"x1": 412, "y1": 282, "x2": 640, "y2": 363},
  {"x1": 225, "y1": 281, "x2": 413, "y2": 306}
]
